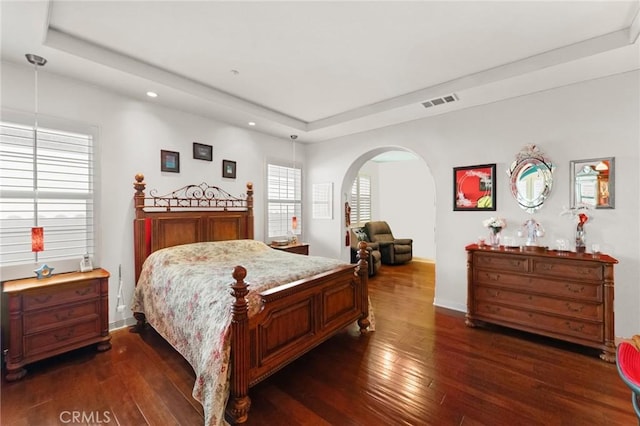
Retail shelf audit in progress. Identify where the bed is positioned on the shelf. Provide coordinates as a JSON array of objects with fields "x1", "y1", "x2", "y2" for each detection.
[{"x1": 131, "y1": 174, "x2": 370, "y2": 425}]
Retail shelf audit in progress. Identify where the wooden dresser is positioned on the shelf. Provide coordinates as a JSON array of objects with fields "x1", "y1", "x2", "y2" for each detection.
[
  {"x1": 465, "y1": 245, "x2": 618, "y2": 362},
  {"x1": 2, "y1": 268, "x2": 112, "y2": 380},
  {"x1": 270, "y1": 242, "x2": 309, "y2": 255}
]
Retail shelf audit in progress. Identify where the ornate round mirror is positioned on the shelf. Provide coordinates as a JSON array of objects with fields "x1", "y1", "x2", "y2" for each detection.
[{"x1": 507, "y1": 145, "x2": 553, "y2": 213}]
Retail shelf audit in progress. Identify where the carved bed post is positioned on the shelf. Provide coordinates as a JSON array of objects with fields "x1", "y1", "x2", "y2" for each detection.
[
  {"x1": 356, "y1": 241, "x2": 370, "y2": 334},
  {"x1": 133, "y1": 174, "x2": 148, "y2": 282},
  {"x1": 227, "y1": 266, "x2": 251, "y2": 423},
  {"x1": 245, "y1": 182, "x2": 254, "y2": 239}
]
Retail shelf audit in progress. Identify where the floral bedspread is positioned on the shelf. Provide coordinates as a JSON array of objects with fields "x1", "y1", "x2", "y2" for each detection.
[{"x1": 131, "y1": 239, "x2": 348, "y2": 425}]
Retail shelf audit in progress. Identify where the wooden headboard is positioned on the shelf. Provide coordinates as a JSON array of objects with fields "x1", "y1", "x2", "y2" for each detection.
[{"x1": 133, "y1": 173, "x2": 254, "y2": 282}]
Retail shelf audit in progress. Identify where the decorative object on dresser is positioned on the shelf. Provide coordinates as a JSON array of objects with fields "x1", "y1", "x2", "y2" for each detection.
[
  {"x1": 561, "y1": 204, "x2": 593, "y2": 253},
  {"x1": 482, "y1": 217, "x2": 506, "y2": 248},
  {"x1": 516, "y1": 217, "x2": 545, "y2": 248},
  {"x1": 465, "y1": 245, "x2": 618, "y2": 362},
  {"x1": 2, "y1": 268, "x2": 112, "y2": 381},
  {"x1": 269, "y1": 242, "x2": 309, "y2": 255},
  {"x1": 570, "y1": 157, "x2": 615, "y2": 209},
  {"x1": 507, "y1": 144, "x2": 554, "y2": 213},
  {"x1": 453, "y1": 163, "x2": 496, "y2": 211}
]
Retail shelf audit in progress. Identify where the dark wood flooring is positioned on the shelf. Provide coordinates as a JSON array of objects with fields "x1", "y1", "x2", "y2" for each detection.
[{"x1": 1, "y1": 261, "x2": 636, "y2": 425}]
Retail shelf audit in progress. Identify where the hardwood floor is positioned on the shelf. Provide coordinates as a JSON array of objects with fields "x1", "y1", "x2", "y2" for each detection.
[{"x1": 2, "y1": 261, "x2": 636, "y2": 425}]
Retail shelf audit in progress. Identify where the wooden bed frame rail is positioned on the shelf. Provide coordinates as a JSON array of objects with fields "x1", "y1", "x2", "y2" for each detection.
[{"x1": 132, "y1": 174, "x2": 369, "y2": 424}]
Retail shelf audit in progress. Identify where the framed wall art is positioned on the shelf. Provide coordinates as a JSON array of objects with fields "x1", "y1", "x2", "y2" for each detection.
[
  {"x1": 569, "y1": 157, "x2": 615, "y2": 209},
  {"x1": 222, "y1": 159, "x2": 236, "y2": 178},
  {"x1": 161, "y1": 150, "x2": 180, "y2": 173},
  {"x1": 453, "y1": 163, "x2": 496, "y2": 211},
  {"x1": 193, "y1": 142, "x2": 213, "y2": 161}
]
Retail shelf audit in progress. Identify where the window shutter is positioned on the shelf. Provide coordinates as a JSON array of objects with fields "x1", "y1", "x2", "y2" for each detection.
[
  {"x1": 267, "y1": 163, "x2": 302, "y2": 238},
  {"x1": 0, "y1": 122, "x2": 95, "y2": 266}
]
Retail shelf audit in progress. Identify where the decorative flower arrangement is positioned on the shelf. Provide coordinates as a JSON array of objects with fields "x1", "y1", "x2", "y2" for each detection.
[
  {"x1": 483, "y1": 217, "x2": 506, "y2": 234},
  {"x1": 561, "y1": 205, "x2": 592, "y2": 252}
]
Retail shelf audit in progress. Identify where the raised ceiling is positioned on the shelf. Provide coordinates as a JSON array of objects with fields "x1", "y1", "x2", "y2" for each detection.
[{"x1": 1, "y1": 1, "x2": 639, "y2": 142}]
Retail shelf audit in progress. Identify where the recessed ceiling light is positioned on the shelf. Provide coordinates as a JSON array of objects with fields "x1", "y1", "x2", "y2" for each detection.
[
  {"x1": 146, "y1": 91, "x2": 158, "y2": 98},
  {"x1": 248, "y1": 121, "x2": 256, "y2": 126}
]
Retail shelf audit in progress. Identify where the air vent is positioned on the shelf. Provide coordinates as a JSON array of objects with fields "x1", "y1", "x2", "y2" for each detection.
[{"x1": 421, "y1": 93, "x2": 458, "y2": 109}]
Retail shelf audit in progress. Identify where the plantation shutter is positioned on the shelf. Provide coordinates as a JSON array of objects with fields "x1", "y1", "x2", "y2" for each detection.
[{"x1": 267, "y1": 163, "x2": 302, "y2": 239}]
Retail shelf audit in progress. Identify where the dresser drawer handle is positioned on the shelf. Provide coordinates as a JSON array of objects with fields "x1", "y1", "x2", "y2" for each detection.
[
  {"x1": 485, "y1": 289, "x2": 500, "y2": 297},
  {"x1": 75, "y1": 287, "x2": 93, "y2": 296},
  {"x1": 565, "y1": 322, "x2": 585, "y2": 332},
  {"x1": 577, "y1": 268, "x2": 593, "y2": 275},
  {"x1": 33, "y1": 295, "x2": 52, "y2": 304},
  {"x1": 540, "y1": 264, "x2": 554, "y2": 271},
  {"x1": 565, "y1": 303, "x2": 585, "y2": 313},
  {"x1": 55, "y1": 309, "x2": 75, "y2": 321},
  {"x1": 486, "y1": 305, "x2": 501, "y2": 314},
  {"x1": 484, "y1": 273, "x2": 500, "y2": 281},
  {"x1": 565, "y1": 284, "x2": 585, "y2": 294},
  {"x1": 54, "y1": 328, "x2": 75, "y2": 341},
  {"x1": 509, "y1": 260, "x2": 523, "y2": 268}
]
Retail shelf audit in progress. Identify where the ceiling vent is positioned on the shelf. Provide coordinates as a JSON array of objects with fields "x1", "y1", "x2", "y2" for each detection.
[{"x1": 421, "y1": 93, "x2": 458, "y2": 109}]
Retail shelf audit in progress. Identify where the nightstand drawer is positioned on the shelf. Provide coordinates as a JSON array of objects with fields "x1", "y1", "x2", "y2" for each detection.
[
  {"x1": 24, "y1": 318, "x2": 101, "y2": 357},
  {"x1": 23, "y1": 281, "x2": 99, "y2": 311},
  {"x1": 24, "y1": 300, "x2": 100, "y2": 332}
]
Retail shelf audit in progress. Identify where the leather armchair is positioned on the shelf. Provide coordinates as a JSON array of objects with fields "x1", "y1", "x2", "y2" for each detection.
[
  {"x1": 350, "y1": 227, "x2": 381, "y2": 276},
  {"x1": 364, "y1": 221, "x2": 413, "y2": 265}
]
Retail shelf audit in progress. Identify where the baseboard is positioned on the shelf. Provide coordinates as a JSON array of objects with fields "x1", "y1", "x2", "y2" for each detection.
[
  {"x1": 433, "y1": 297, "x2": 466, "y2": 313},
  {"x1": 412, "y1": 257, "x2": 435, "y2": 264},
  {"x1": 109, "y1": 316, "x2": 137, "y2": 331}
]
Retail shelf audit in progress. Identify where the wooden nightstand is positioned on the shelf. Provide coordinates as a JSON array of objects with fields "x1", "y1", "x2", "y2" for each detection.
[
  {"x1": 270, "y1": 242, "x2": 309, "y2": 255},
  {"x1": 2, "y1": 268, "x2": 112, "y2": 381}
]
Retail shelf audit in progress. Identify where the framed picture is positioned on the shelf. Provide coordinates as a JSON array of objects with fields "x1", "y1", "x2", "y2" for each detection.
[
  {"x1": 193, "y1": 142, "x2": 213, "y2": 161},
  {"x1": 569, "y1": 157, "x2": 615, "y2": 209},
  {"x1": 453, "y1": 163, "x2": 496, "y2": 211},
  {"x1": 161, "y1": 150, "x2": 180, "y2": 173},
  {"x1": 222, "y1": 159, "x2": 236, "y2": 178}
]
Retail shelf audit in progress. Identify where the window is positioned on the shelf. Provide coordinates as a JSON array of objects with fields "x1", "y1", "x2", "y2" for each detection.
[
  {"x1": 350, "y1": 174, "x2": 371, "y2": 226},
  {"x1": 267, "y1": 163, "x2": 301, "y2": 239},
  {"x1": 0, "y1": 121, "x2": 95, "y2": 267}
]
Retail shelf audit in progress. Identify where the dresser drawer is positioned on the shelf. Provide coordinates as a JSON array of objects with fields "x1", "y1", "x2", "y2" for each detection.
[
  {"x1": 532, "y1": 259, "x2": 602, "y2": 281},
  {"x1": 474, "y1": 285, "x2": 602, "y2": 321},
  {"x1": 24, "y1": 318, "x2": 101, "y2": 357},
  {"x1": 474, "y1": 253, "x2": 528, "y2": 273},
  {"x1": 474, "y1": 270, "x2": 602, "y2": 302},
  {"x1": 475, "y1": 302, "x2": 603, "y2": 343},
  {"x1": 24, "y1": 301, "x2": 100, "y2": 333},
  {"x1": 23, "y1": 281, "x2": 99, "y2": 311}
]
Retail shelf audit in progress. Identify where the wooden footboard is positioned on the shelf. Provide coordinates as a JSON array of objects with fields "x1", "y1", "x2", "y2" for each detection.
[{"x1": 226, "y1": 242, "x2": 369, "y2": 424}]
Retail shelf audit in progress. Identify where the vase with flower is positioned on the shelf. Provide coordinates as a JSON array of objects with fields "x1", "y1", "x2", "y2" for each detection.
[
  {"x1": 575, "y1": 212, "x2": 588, "y2": 253},
  {"x1": 483, "y1": 217, "x2": 506, "y2": 248}
]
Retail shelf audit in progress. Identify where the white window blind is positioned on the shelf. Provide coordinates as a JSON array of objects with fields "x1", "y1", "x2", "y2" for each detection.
[
  {"x1": 350, "y1": 175, "x2": 371, "y2": 226},
  {"x1": 267, "y1": 163, "x2": 301, "y2": 238},
  {"x1": 0, "y1": 122, "x2": 95, "y2": 266}
]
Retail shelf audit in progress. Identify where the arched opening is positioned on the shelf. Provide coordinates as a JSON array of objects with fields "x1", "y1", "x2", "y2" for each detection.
[{"x1": 340, "y1": 146, "x2": 436, "y2": 265}]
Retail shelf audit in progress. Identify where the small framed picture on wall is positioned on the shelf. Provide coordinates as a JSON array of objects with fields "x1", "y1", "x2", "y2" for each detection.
[
  {"x1": 161, "y1": 150, "x2": 180, "y2": 173},
  {"x1": 222, "y1": 159, "x2": 236, "y2": 178},
  {"x1": 193, "y1": 142, "x2": 213, "y2": 161}
]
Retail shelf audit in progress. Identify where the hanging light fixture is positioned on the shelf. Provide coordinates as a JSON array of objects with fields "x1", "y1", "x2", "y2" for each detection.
[
  {"x1": 289, "y1": 135, "x2": 299, "y2": 244},
  {"x1": 26, "y1": 53, "x2": 53, "y2": 278}
]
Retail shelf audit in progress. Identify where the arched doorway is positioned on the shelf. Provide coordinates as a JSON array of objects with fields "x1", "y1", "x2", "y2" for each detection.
[{"x1": 341, "y1": 147, "x2": 436, "y2": 264}]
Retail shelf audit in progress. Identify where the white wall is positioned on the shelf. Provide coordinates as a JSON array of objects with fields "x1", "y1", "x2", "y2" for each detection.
[
  {"x1": 377, "y1": 159, "x2": 435, "y2": 260},
  {"x1": 1, "y1": 60, "x2": 301, "y2": 328},
  {"x1": 2, "y1": 60, "x2": 638, "y2": 338},
  {"x1": 306, "y1": 71, "x2": 640, "y2": 337}
]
